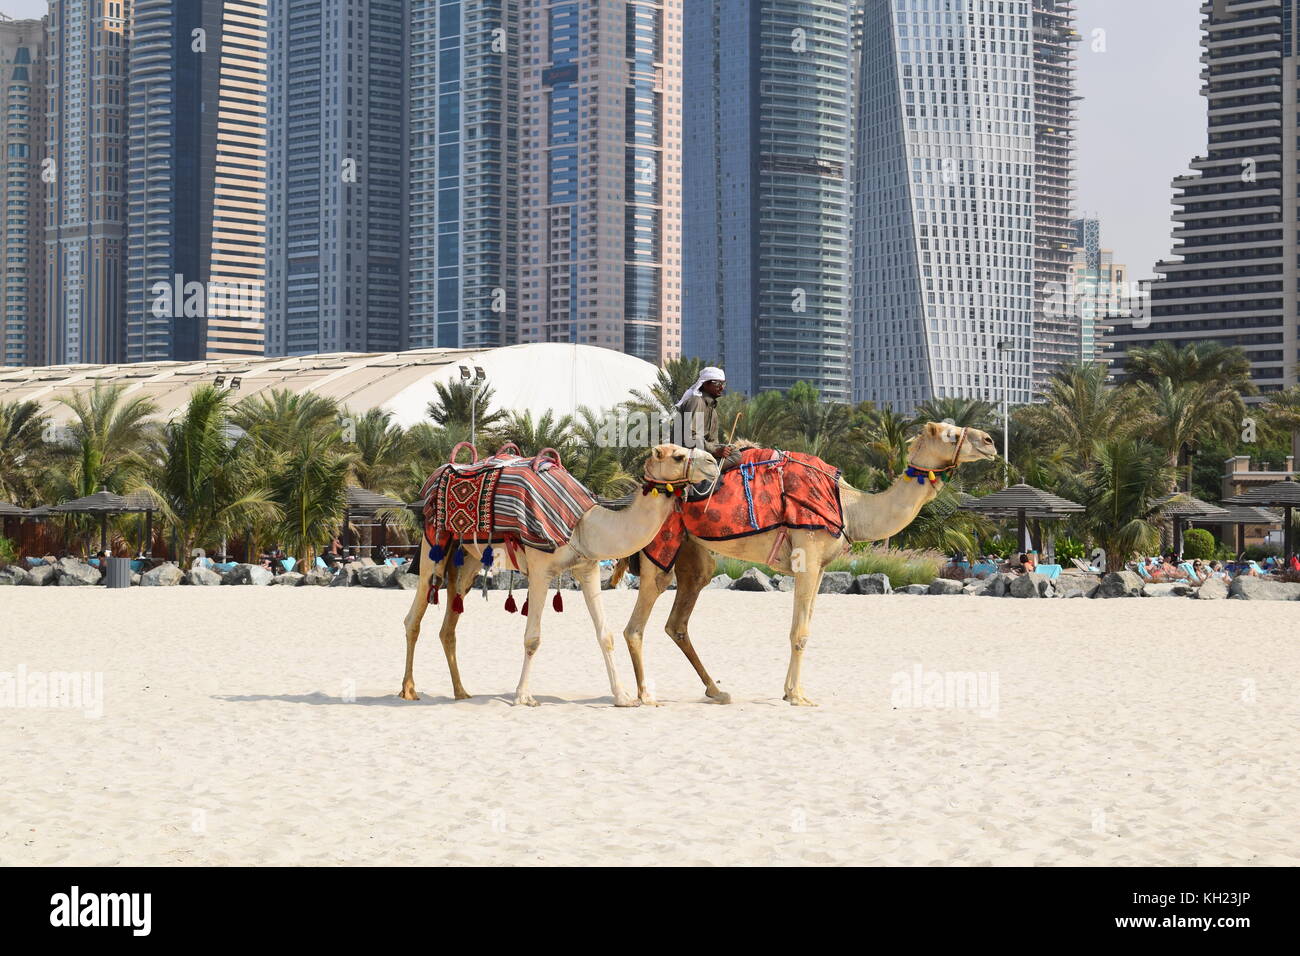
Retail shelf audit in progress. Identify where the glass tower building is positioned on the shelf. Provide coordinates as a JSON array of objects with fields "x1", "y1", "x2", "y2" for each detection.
[
  {"x1": 263, "y1": 0, "x2": 407, "y2": 356},
  {"x1": 409, "y1": 0, "x2": 519, "y2": 349},
  {"x1": 682, "y1": 0, "x2": 854, "y2": 401},
  {"x1": 517, "y1": 0, "x2": 682, "y2": 364},
  {"x1": 853, "y1": 0, "x2": 1036, "y2": 411}
]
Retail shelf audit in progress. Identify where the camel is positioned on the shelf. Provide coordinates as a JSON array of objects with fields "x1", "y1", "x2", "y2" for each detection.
[
  {"x1": 399, "y1": 443, "x2": 719, "y2": 707},
  {"x1": 614, "y1": 422, "x2": 998, "y2": 707}
]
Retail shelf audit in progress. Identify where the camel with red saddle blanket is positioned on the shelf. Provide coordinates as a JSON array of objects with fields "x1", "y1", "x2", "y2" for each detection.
[
  {"x1": 399, "y1": 442, "x2": 718, "y2": 707},
  {"x1": 611, "y1": 422, "x2": 998, "y2": 706}
]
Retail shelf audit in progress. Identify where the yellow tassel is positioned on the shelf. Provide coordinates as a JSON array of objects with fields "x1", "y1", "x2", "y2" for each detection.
[
  {"x1": 650, "y1": 488, "x2": 659, "y2": 496},
  {"x1": 666, "y1": 483, "x2": 673, "y2": 492},
  {"x1": 928, "y1": 471, "x2": 936, "y2": 483}
]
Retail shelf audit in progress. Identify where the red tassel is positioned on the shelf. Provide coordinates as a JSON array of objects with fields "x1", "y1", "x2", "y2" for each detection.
[
  {"x1": 504, "y1": 594, "x2": 518, "y2": 613},
  {"x1": 452, "y1": 594, "x2": 464, "y2": 614},
  {"x1": 429, "y1": 584, "x2": 439, "y2": 605},
  {"x1": 520, "y1": 599, "x2": 529, "y2": 616},
  {"x1": 552, "y1": 591, "x2": 563, "y2": 612}
]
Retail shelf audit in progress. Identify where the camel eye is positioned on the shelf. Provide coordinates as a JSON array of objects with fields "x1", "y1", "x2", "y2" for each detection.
[{"x1": 674, "y1": 453, "x2": 685, "y2": 462}]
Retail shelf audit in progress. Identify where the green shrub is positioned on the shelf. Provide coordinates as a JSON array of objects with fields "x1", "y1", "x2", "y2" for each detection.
[
  {"x1": 1181, "y1": 528, "x2": 1215, "y2": 560},
  {"x1": 0, "y1": 535, "x2": 16, "y2": 566},
  {"x1": 714, "y1": 547, "x2": 943, "y2": 588},
  {"x1": 1053, "y1": 536, "x2": 1087, "y2": 561}
]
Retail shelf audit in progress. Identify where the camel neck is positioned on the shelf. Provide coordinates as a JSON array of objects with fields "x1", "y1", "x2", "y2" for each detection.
[
  {"x1": 574, "y1": 489, "x2": 675, "y2": 560},
  {"x1": 841, "y1": 473, "x2": 941, "y2": 544}
]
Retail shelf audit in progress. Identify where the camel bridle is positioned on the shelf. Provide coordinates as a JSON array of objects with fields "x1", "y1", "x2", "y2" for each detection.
[
  {"x1": 904, "y1": 426, "x2": 969, "y2": 486},
  {"x1": 642, "y1": 447, "x2": 706, "y2": 497}
]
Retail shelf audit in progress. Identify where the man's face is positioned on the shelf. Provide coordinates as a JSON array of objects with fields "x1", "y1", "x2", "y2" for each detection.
[{"x1": 701, "y1": 379, "x2": 725, "y2": 398}]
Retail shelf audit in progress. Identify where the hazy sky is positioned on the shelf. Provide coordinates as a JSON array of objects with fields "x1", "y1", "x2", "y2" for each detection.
[{"x1": 5, "y1": 0, "x2": 1204, "y2": 278}]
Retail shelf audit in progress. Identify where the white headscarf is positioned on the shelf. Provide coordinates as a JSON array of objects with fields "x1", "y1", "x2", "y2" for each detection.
[{"x1": 676, "y1": 366, "x2": 725, "y2": 409}]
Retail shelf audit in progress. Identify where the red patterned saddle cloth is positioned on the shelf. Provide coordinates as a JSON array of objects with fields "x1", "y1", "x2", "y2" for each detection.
[
  {"x1": 643, "y1": 448, "x2": 845, "y2": 570},
  {"x1": 419, "y1": 444, "x2": 597, "y2": 554}
]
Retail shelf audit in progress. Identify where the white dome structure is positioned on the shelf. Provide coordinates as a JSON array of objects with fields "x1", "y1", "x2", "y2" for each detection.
[{"x1": 0, "y1": 343, "x2": 661, "y2": 427}]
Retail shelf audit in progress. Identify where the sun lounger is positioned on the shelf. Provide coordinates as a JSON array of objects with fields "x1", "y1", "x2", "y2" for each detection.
[
  {"x1": 1036, "y1": 564, "x2": 1061, "y2": 580},
  {"x1": 281, "y1": 557, "x2": 297, "y2": 573},
  {"x1": 971, "y1": 562, "x2": 998, "y2": 577},
  {"x1": 1069, "y1": 558, "x2": 1100, "y2": 573},
  {"x1": 1134, "y1": 562, "x2": 1152, "y2": 579}
]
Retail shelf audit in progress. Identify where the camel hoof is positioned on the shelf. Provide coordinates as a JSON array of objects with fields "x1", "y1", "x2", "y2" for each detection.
[
  {"x1": 399, "y1": 687, "x2": 419, "y2": 701},
  {"x1": 783, "y1": 692, "x2": 817, "y2": 707},
  {"x1": 706, "y1": 688, "x2": 732, "y2": 705},
  {"x1": 514, "y1": 694, "x2": 539, "y2": 707},
  {"x1": 614, "y1": 694, "x2": 641, "y2": 708},
  {"x1": 638, "y1": 694, "x2": 662, "y2": 707},
  {"x1": 453, "y1": 689, "x2": 472, "y2": 701}
]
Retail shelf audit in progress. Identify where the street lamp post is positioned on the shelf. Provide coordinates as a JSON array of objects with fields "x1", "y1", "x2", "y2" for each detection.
[
  {"x1": 459, "y1": 364, "x2": 487, "y2": 447},
  {"x1": 997, "y1": 339, "x2": 1012, "y2": 486}
]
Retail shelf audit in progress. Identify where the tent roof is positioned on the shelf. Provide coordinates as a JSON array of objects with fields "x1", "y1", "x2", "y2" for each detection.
[
  {"x1": 345, "y1": 486, "x2": 406, "y2": 516},
  {"x1": 1224, "y1": 479, "x2": 1300, "y2": 507},
  {"x1": 960, "y1": 483, "x2": 1084, "y2": 516},
  {"x1": 1192, "y1": 504, "x2": 1281, "y2": 526},
  {"x1": 1154, "y1": 492, "x2": 1229, "y2": 517}
]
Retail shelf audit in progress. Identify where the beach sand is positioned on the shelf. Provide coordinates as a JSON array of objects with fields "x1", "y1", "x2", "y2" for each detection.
[{"x1": 2, "y1": 586, "x2": 1298, "y2": 866}]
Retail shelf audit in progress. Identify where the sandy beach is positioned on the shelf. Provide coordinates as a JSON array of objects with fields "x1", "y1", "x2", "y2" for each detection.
[{"x1": 2, "y1": 586, "x2": 1299, "y2": 866}]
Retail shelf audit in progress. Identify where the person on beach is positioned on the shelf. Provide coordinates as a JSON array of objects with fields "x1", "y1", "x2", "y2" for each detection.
[{"x1": 672, "y1": 366, "x2": 741, "y2": 471}]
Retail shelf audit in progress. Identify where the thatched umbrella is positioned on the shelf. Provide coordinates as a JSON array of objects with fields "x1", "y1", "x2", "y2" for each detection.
[
  {"x1": 344, "y1": 486, "x2": 407, "y2": 556},
  {"x1": 960, "y1": 483, "x2": 1084, "y2": 554},
  {"x1": 0, "y1": 500, "x2": 26, "y2": 516},
  {"x1": 49, "y1": 488, "x2": 157, "y2": 555},
  {"x1": 1224, "y1": 479, "x2": 1300, "y2": 558},
  {"x1": 1153, "y1": 492, "x2": 1228, "y2": 560},
  {"x1": 1191, "y1": 504, "x2": 1281, "y2": 557}
]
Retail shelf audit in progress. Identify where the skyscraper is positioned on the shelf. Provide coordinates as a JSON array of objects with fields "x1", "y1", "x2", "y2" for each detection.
[
  {"x1": 682, "y1": 1, "x2": 853, "y2": 401},
  {"x1": 125, "y1": 1, "x2": 267, "y2": 363},
  {"x1": 853, "y1": 0, "x2": 1036, "y2": 411},
  {"x1": 1029, "y1": 0, "x2": 1080, "y2": 393},
  {"x1": 408, "y1": 0, "x2": 519, "y2": 350},
  {"x1": 44, "y1": 0, "x2": 131, "y2": 366},
  {"x1": 263, "y1": 0, "x2": 407, "y2": 357},
  {"x1": 1067, "y1": 217, "x2": 1126, "y2": 363},
  {"x1": 517, "y1": 0, "x2": 681, "y2": 364},
  {"x1": 0, "y1": 16, "x2": 46, "y2": 368},
  {"x1": 1104, "y1": 0, "x2": 1298, "y2": 400}
]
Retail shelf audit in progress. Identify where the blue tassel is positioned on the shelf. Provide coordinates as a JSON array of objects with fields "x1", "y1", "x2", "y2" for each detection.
[
  {"x1": 428, "y1": 544, "x2": 444, "y2": 562},
  {"x1": 481, "y1": 545, "x2": 494, "y2": 569},
  {"x1": 453, "y1": 546, "x2": 465, "y2": 567}
]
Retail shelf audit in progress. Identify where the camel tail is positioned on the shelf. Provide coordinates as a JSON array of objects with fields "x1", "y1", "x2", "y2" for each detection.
[{"x1": 609, "y1": 553, "x2": 639, "y2": 587}]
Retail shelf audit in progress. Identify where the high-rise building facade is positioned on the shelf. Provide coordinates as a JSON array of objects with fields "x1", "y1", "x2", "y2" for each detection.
[
  {"x1": 1067, "y1": 217, "x2": 1126, "y2": 363},
  {"x1": 44, "y1": 0, "x2": 131, "y2": 365},
  {"x1": 263, "y1": 0, "x2": 407, "y2": 356},
  {"x1": 517, "y1": 0, "x2": 681, "y2": 365},
  {"x1": 682, "y1": 0, "x2": 854, "y2": 401},
  {"x1": 1029, "y1": 0, "x2": 1080, "y2": 393},
  {"x1": 853, "y1": 0, "x2": 1037, "y2": 411},
  {"x1": 0, "y1": 17, "x2": 46, "y2": 368},
  {"x1": 1104, "y1": 0, "x2": 1298, "y2": 400},
  {"x1": 125, "y1": 0, "x2": 268, "y2": 362},
  {"x1": 409, "y1": 0, "x2": 519, "y2": 350}
]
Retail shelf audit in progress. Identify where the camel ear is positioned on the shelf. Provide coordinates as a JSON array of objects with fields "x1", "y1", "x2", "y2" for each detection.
[
  {"x1": 652, "y1": 445, "x2": 667, "y2": 460},
  {"x1": 924, "y1": 422, "x2": 943, "y2": 437}
]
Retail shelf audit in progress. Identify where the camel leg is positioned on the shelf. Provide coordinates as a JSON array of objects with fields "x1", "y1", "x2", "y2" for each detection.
[
  {"x1": 513, "y1": 561, "x2": 552, "y2": 706},
  {"x1": 783, "y1": 564, "x2": 823, "y2": 707},
  {"x1": 399, "y1": 550, "x2": 438, "y2": 700},
  {"x1": 663, "y1": 538, "x2": 730, "y2": 704},
  {"x1": 579, "y1": 563, "x2": 637, "y2": 707},
  {"x1": 622, "y1": 553, "x2": 671, "y2": 704},
  {"x1": 436, "y1": 558, "x2": 473, "y2": 700}
]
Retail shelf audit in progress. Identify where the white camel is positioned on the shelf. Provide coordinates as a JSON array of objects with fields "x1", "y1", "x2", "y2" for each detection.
[
  {"x1": 399, "y1": 443, "x2": 719, "y2": 707},
  {"x1": 614, "y1": 422, "x2": 998, "y2": 706}
]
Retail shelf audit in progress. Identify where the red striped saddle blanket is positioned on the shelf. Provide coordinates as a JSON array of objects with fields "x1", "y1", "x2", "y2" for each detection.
[
  {"x1": 643, "y1": 448, "x2": 845, "y2": 570},
  {"x1": 419, "y1": 444, "x2": 597, "y2": 555}
]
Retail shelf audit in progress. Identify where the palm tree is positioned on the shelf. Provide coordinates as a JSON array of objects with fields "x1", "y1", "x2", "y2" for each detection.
[
  {"x1": 626, "y1": 355, "x2": 704, "y2": 413},
  {"x1": 566, "y1": 406, "x2": 638, "y2": 496},
  {"x1": 1075, "y1": 439, "x2": 1177, "y2": 571},
  {"x1": 266, "y1": 426, "x2": 357, "y2": 565},
  {"x1": 231, "y1": 389, "x2": 340, "y2": 444},
  {"x1": 347, "y1": 408, "x2": 409, "y2": 496},
  {"x1": 784, "y1": 381, "x2": 856, "y2": 461},
  {"x1": 0, "y1": 399, "x2": 51, "y2": 506},
  {"x1": 1016, "y1": 363, "x2": 1134, "y2": 470},
  {"x1": 53, "y1": 383, "x2": 158, "y2": 499},
  {"x1": 1126, "y1": 340, "x2": 1256, "y2": 396},
  {"x1": 911, "y1": 396, "x2": 997, "y2": 430},
  {"x1": 492, "y1": 409, "x2": 574, "y2": 458},
  {"x1": 1134, "y1": 377, "x2": 1244, "y2": 489},
  {"x1": 860, "y1": 406, "x2": 915, "y2": 481},
  {"x1": 425, "y1": 381, "x2": 504, "y2": 433},
  {"x1": 1260, "y1": 384, "x2": 1300, "y2": 460},
  {"x1": 134, "y1": 386, "x2": 278, "y2": 562}
]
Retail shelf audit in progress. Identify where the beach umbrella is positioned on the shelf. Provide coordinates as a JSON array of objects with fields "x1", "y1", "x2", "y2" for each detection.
[
  {"x1": 344, "y1": 486, "x2": 406, "y2": 558},
  {"x1": 960, "y1": 484, "x2": 1084, "y2": 554},
  {"x1": 1191, "y1": 504, "x2": 1281, "y2": 557},
  {"x1": 0, "y1": 500, "x2": 26, "y2": 517},
  {"x1": 50, "y1": 487, "x2": 157, "y2": 555},
  {"x1": 1153, "y1": 492, "x2": 1228, "y2": 560},
  {"x1": 1223, "y1": 480, "x2": 1300, "y2": 558}
]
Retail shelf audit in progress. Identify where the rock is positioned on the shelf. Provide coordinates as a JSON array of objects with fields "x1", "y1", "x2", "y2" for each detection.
[
  {"x1": 494, "y1": 571, "x2": 527, "y2": 591},
  {"x1": 20, "y1": 564, "x2": 57, "y2": 586},
  {"x1": 299, "y1": 568, "x2": 334, "y2": 587},
  {"x1": 852, "y1": 573, "x2": 892, "y2": 595},
  {"x1": 555, "y1": 571, "x2": 583, "y2": 590},
  {"x1": 1229, "y1": 576, "x2": 1300, "y2": 601},
  {"x1": 963, "y1": 581, "x2": 988, "y2": 596},
  {"x1": 774, "y1": 575, "x2": 796, "y2": 592},
  {"x1": 271, "y1": 571, "x2": 304, "y2": 587},
  {"x1": 1195, "y1": 577, "x2": 1228, "y2": 600},
  {"x1": 1094, "y1": 570, "x2": 1144, "y2": 598},
  {"x1": 356, "y1": 564, "x2": 397, "y2": 588},
  {"x1": 131, "y1": 573, "x2": 141, "y2": 586},
  {"x1": 0, "y1": 566, "x2": 30, "y2": 586},
  {"x1": 900, "y1": 584, "x2": 930, "y2": 595},
  {"x1": 705, "y1": 573, "x2": 733, "y2": 590},
  {"x1": 222, "y1": 563, "x2": 273, "y2": 586},
  {"x1": 354, "y1": 557, "x2": 376, "y2": 568},
  {"x1": 390, "y1": 571, "x2": 420, "y2": 590},
  {"x1": 1052, "y1": 575, "x2": 1099, "y2": 599},
  {"x1": 1009, "y1": 573, "x2": 1051, "y2": 598},
  {"x1": 55, "y1": 560, "x2": 101, "y2": 586},
  {"x1": 327, "y1": 565, "x2": 358, "y2": 587},
  {"x1": 730, "y1": 567, "x2": 775, "y2": 592},
  {"x1": 820, "y1": 571, "x2": 853, "y2": 594},
  {"x1": 184, "y1": 566, "x2": 223, "y2": 587},
  {"x1": 983, "y1": 573, "x2": 1013, "y2": 597},
  {"x1": 1142, "y1": 582, "x2": 1190, "y2": 598},
  {"x1": 140, "y1": 562, "x2": 184, "y2": 587},
  {"x1": 928, "y1": 578, "x2": 964, "y2": 595}
]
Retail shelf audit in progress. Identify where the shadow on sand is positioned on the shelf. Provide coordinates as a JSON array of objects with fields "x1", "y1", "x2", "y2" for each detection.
[{"x1": 214, "y1": 691, "x2": 625, "y2": 708}]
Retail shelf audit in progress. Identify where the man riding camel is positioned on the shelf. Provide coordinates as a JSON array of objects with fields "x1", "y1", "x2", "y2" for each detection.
[{"x1": 671, "y1": 365, "x2": 743, "y2": 472}]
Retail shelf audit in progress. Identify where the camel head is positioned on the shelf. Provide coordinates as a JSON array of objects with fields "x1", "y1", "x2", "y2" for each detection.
[
  {"x1": 907, "y1": 422, "x2": 998, "y2": 473},
  {"x1": 645, "y1": 444, "x2": 720, "y2": 486}
]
